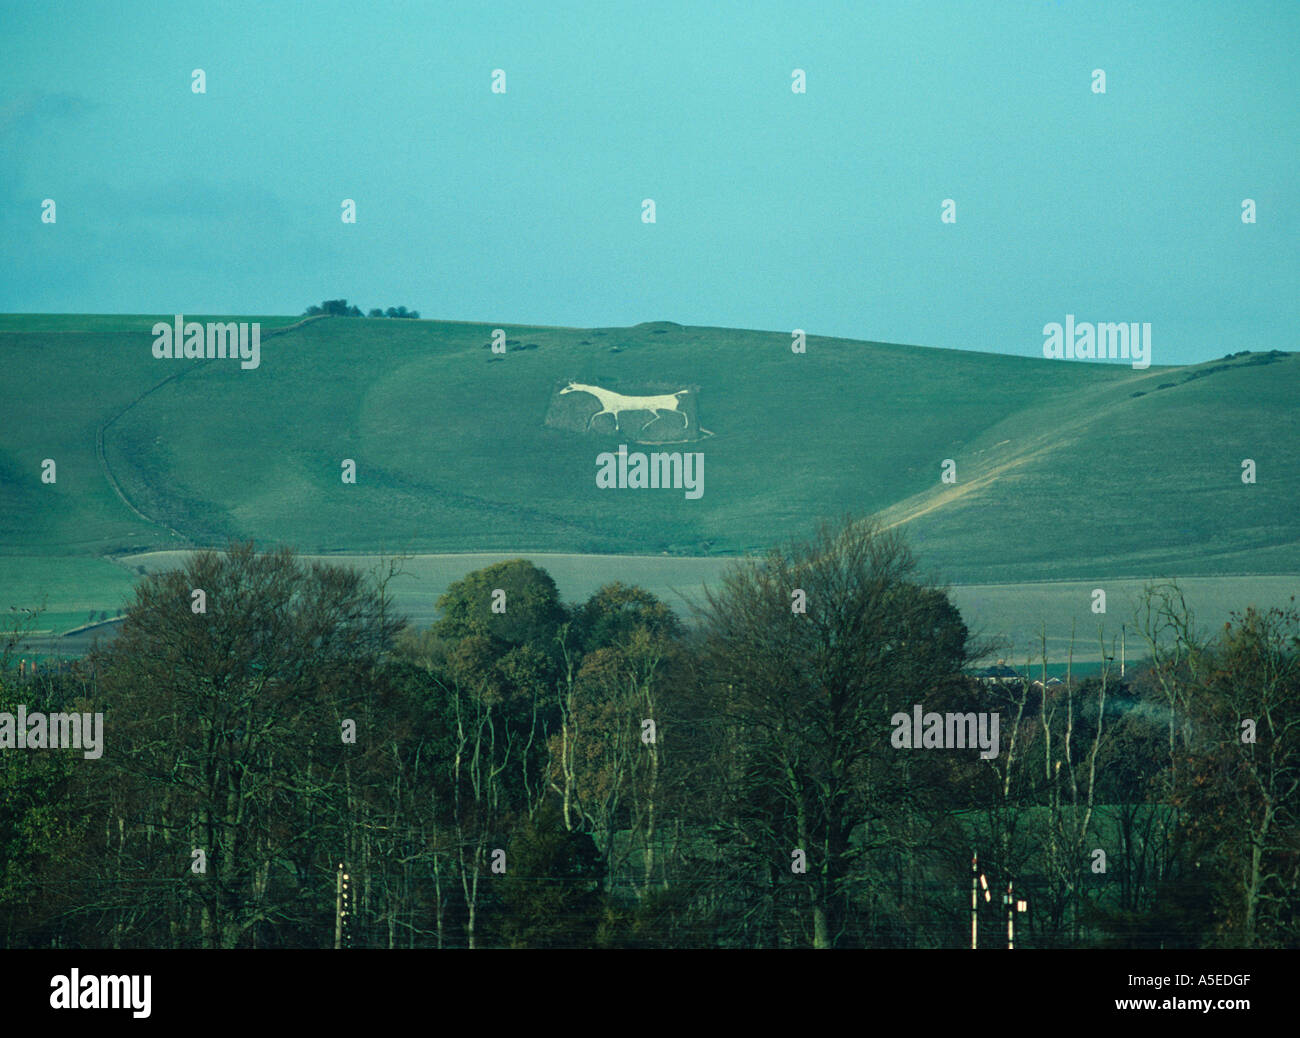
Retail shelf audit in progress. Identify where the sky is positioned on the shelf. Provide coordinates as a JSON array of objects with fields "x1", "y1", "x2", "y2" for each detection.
[{"x1": 2, "y1": 0, "x2": 1296, "y2": 365}]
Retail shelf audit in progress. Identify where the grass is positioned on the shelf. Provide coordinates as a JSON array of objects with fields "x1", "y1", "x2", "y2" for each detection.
[
  {"x1": 1, "y1": 313, "x2": 1296, "y2": 655},
  {"x1": 0, "y1": 555, "x2": 137, "y2": 635}
]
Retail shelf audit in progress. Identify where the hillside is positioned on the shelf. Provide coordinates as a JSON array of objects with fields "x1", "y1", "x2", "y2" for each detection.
[{"x1": 1, "y1": 314, "x2": 1296, "y2": 633}]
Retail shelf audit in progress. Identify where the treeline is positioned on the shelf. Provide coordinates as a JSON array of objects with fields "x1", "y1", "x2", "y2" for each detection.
[
  {"x1": 303, "y1": 299, "x2": 420, "y2": 318},
  {"x1": 0, "y1": 519, "x2": 1296, "y2": 948}
]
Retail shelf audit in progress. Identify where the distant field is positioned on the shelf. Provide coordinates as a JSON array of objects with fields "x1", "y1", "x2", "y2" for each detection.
[
  {"x1": 18, "y1": 550, "x2": 1278, "y2": 666},
  {"x1": 949, "y1": 574, "x2": 1299, "y2": 666},
  {"x1": 0, "y1": 555, "x2": 138, "y2": 635},
  {"x1": 118, "y1": 549, "x2": 728, "y2": 629}
]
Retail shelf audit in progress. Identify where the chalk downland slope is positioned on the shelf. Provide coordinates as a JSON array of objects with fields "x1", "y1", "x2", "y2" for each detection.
[{"x1": 0, "y1": 314, "x2": 1294, "y2": 594}]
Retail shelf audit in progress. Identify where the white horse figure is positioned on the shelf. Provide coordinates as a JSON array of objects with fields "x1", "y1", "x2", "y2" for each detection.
[{"x1": 559, "y1": 381, "x2": 691, "y2": 434}]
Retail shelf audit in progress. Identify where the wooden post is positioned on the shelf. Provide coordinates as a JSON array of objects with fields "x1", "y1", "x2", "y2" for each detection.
[
  {"x1": 335, "y1": 863, "x2": 343, "y2": 949},
  {"x1": 1006, "y1": 880, "x2": 1015, "y2": 950}
]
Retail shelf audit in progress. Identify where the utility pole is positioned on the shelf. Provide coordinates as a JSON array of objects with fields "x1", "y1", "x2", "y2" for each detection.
[
  {"x1": 335, "y1": 864, "x2": 343, "y2": 949},
  {"x1": 1005, "y1": 881, "x2": 1028, "y2": 949},
  {"x1": 335, "y1": 862, "x2": 350, "y2": 949},
  {"x1": 973, "y1": 852, "x2": 992, "y2": 948}
]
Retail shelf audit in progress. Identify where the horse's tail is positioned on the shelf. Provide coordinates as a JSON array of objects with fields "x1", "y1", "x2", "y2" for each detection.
[{"x1": 674, "y1": 389, "x2": 689, "y2": 397}]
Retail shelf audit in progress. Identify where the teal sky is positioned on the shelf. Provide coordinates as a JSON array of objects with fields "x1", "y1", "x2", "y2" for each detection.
[{"x1": 2, "y1": 0, "x2": 1295, "y2": 364}]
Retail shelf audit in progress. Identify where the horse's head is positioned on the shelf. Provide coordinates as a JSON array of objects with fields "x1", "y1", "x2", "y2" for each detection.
[{"x1": 559, "y1": 382, "x2": 580, "y2": 395}]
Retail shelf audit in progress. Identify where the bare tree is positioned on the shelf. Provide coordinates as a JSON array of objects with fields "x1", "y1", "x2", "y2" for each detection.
[{"x1": 695, "y1": 516, "x2": 973, "y2": 947}]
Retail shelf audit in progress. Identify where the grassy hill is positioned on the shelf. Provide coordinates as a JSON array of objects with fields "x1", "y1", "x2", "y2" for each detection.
[{"x1": 1, "y1": 313, "x2": 1296, "y2": 637}]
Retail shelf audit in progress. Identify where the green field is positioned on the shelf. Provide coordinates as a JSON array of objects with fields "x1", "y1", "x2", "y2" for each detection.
[{"x1": 2, "y1": 314, "x2": 1296, "y2": 656}]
